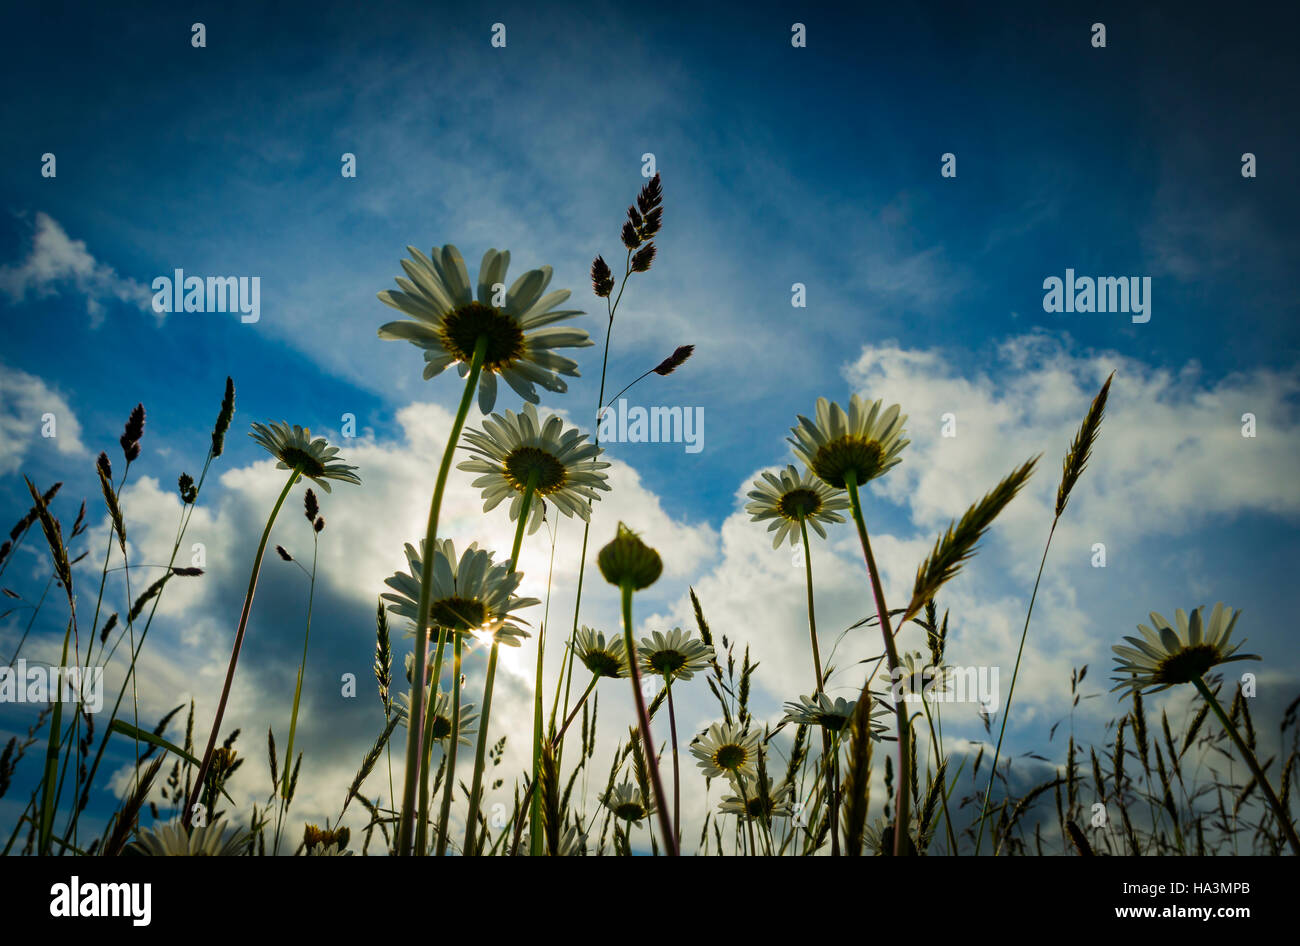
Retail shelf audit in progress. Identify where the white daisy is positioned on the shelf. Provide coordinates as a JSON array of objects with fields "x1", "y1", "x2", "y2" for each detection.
[
  {"x1": 788, "y1": 395, "x2": 909, "y2": 489},
  {"x1": 458, "y1": 402, "x2": 610, "y2": 534},
  {"x1": 381, "y1": 538, "x2": 538, "y2": 639},
  {"x1": 1111, "y1": 602, "x2": 1257, "y2": 696},
  {"x1": 745, "y1": 464, "x2": 849, "y2": 548},
  {"x1": 378, "y1": 245, "x2": 592, "y2": 413},
  {"x1": 690, "y1": 721, "x2": 760, "y2": 779}
]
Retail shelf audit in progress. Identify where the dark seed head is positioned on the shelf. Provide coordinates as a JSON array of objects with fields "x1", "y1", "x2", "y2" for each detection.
[
  {"x1": 653, "y1": 345, "x2": 694, "y2": 376},
  {"x1": 630, "y1": 243, "x2": 656, "y2": 273},
  {"x1": 637, "y1": 173, "x2": 663, "y2": 214},
  {"x1": 591, "y1": 256, "x2": 614, "y2": 298}
]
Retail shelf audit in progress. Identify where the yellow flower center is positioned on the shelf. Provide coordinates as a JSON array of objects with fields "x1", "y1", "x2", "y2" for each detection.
[
  {"x1": 439, "y1": 302, "x2": 525, "y2": 370},
  {"x1": 505, "y1": 446, "x2": 568, "y2": 493}
]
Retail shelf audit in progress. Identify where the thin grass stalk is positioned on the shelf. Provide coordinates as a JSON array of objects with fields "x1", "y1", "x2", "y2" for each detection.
[
  {"x1": 973, "y1": 519, "x2": 1057, "y2": 856},
  {"x1": 396, "y1": 334, "x2": 488, "y2": 855},
  {"x1": 184, "y1": 463, "x2": 302, "y2": 825},
  {"x1": 1192, "y1": 675, "x2": 1300, "y2": 855},
  {"x1": 557, "y1": 251, "x2": 631, "y2": 758},
  {"x1": 843, "y1": 470, "x2": 910, "y2": 856},
  {"x1": 619, "y1": 582, "x2": 678, "y2": 855}
]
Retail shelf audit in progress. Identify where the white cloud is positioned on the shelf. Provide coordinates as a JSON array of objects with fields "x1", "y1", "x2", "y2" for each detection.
[
  {"x1": 0, "y1": 364, "x2": 86, "y2": 475},
  {"x1": 28, "y1": 337, "x2": 1300, "y2": 850},
  {"x1": 0, "y1": 212, "x2": 152, "y2": 327}
]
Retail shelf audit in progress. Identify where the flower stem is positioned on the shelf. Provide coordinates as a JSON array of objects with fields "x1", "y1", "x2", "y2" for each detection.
[
  {"x1": 275, "y1": 531, "x2": 319, "y2": 854},
  {"x1": 396, "y1": 334, "x2": 488, "y2": 856},
  {"x1": 185, "y1": 464, "x2": 301, "y2": 826},
  {"x1": 797, "y1": 517, "x2": 825, "y2": 693},
  {"x1": 843, "y1": 470, "x2": 911, "y2": 856},
  {"x1": 415, "y1": 626, "x2": 448, "y2": 856},
  {"x1": 666, "y1": 675, "x2": 681, "y2": 847},
  {"x1": 434, "y1": 632, "x2": 463, "y2": 856},
  {"x1": 1192, "y1": 675, "x2": 1300, "y2": 856},
  {"x1": 620, "y1": 582, "x2": 678, "y2": 855},
  {"x1": 799, "y1": 517, "x2": 839, "y2": 855},
  {"x1": 462, "y1": 640, "x2": 499, "y2": 856},
  {"x1": 466, "y1": 474, "x2": 535, "y2": 855}
]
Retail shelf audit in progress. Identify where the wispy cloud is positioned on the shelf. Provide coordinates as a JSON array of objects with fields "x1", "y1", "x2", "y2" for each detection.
[
  {"x1": 0, "y1": 212, "x2": 152, "y2": 327},
  {"x1": 0, "y1": 363, "x2": 86, "y2": 475}
]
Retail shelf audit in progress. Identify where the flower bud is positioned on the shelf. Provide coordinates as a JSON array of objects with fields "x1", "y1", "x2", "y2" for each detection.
[{"x1": 598, "y1": 522, "x2": 662, "y2": 590}]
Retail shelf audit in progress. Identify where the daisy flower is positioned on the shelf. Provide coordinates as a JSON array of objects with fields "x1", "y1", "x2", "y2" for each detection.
[
  {"x1": 638, "y1": 627, "x2": 714, "y2": 682},
  {"x1": 719, "y1": 776, "x2": 794, "y2": 821},
  {"x1": 249, "y1": 421, "x2": 361, "y2": 492},
  {"x1": 690, "y1": 721, "x2": 760, "y2": 779},
  {"x1": 133, "y1": 818, "x2": 250, "y2": 856},
  {"x1": 602, "y1": 782, "x2": 655, "y2": 823},
  {"x1": 782, "y1": 691, "x2": 890, "y2": 736},
  {"x1": 458, "y1": 402, "x2": 611, "y2": 534},
  {"x1": 382, "y1": 538, "x2": 538, "y2": 639},
  {"x1": 745, "y1": 464, "x2": 849, "y2": 548},
  {"x1": 302, "y1": 824, "x2": 350, "y2": 855},
  {"x1": 395, "y1": 686, "x2": 479, "y2": 746},
  {"x1": 574, "y1": 626, "x2": 629, "y2": 679},
  {"x1": 1111, "y1": 602, "x2": 1258, "y2": 696},
  {"x1": 788, "y1": 395, "x2": 908, "y2": 489},
  {"x1": 517, "y1": 824, "x2": 588, "y2": 856},
  {"x1": 377, "y1": 245, "x2": 592, "y2": 413}
]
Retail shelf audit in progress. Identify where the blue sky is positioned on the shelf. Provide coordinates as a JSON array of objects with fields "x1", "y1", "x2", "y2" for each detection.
[{"x1": 1, "y1": 0, "x2": 1298, "y2": 851}]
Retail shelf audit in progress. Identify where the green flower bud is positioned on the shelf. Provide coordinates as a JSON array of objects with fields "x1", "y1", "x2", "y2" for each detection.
[{"x1": 598, "y1": 522, "x2": 662, "y2": 591}]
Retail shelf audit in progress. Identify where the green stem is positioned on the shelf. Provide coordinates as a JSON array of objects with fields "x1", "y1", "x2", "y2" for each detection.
[
  {"x1": 557, "y1": 264, "x2": 625, "y2": 762},
  {"x1": 185, "y1": 464, "x2": 301, "y2": 825},
  {"x1": 434, "y1": 633, "x2": 463, "y2": 856},
  {"x1": 797, "y1": 518, "x2": 825, "y2": 693},
  {"x1": 1192, "y1": 675, "x2": 1300, "y2": 856},
  {"x1": 415, "y1": 626, "x2": 449, "y2": 856},
  {"x1": 799, "y1": 517, "x2": 838, "y2": 856},
  {"x1": 666, "y1": 675, "x2": 681, "y2": 847},
  {"x1": 276, "y1": 532, "x2": 318, "y2": 853},
  {"x1": 844, "y1": 471, "x2": 911, "y2": 856},
  {"x1": 463, "y1": 642, "x2": 499, "y2": 856},
  {"x1": 467, "y1": 476, "x2": 535, "y2": 855},
  {"x1": 620, "y1": 582, "x2": 678, "y2": 855},
  {"x1": 974, "y1": 518, "x2": 1057, "y2": 856},
  {"x1": 396, "y1": 335, "x2": 488, "y2": 856}
]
